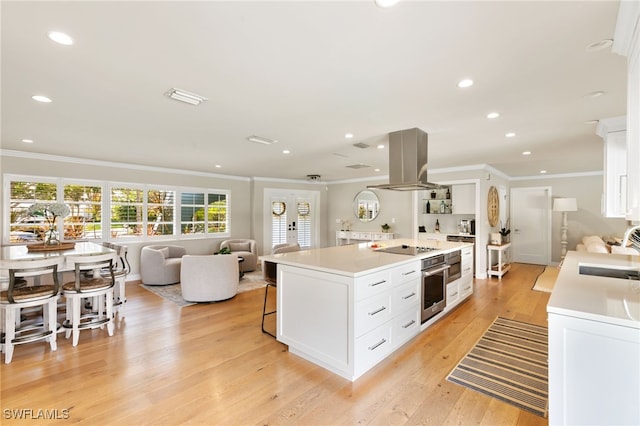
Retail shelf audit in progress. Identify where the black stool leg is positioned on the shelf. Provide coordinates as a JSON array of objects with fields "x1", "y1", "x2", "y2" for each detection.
[{"x1": 261, "y1": 283, "x2": 277, "y2": 338}]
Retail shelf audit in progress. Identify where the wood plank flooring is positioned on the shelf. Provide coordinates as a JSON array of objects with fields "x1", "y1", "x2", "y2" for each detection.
[{"x1": 1, "y1": 262, "x2": 550, "y2": 425}]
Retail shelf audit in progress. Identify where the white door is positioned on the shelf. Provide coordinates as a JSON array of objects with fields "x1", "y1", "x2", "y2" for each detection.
[
  {"x1": 510, "y1": 187, "x2": 551, "y2": 265},
  {"x1": 264, "y1": 189, "x2": 318, "y2": 253}
]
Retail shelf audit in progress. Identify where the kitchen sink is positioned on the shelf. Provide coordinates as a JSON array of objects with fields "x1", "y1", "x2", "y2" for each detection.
[{"x1": 579, "y1": 264, "x2": 640, "y2": 280}]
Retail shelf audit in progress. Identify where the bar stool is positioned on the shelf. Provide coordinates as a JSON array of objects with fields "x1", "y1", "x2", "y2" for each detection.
[
  {"x1": 261, "y1": 260, "x2": 277, "y2": 338},
  {"x1": 62, "y1": 253, "x2": 116, "y2": 347},
  {"x1": 101, "y1": 243, "x2": 130, "y2": 313},
  {"x1": 0, "y1": 257, "x2": 62, "y2": 364}
]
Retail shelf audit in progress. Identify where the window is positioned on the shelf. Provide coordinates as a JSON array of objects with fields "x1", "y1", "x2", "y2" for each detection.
[
  {"x1": 181, "y1": 192, "x2": 228, "y2": 236},
  {"x1": 110, "y1": 186, "x2": 144, "y2": 239},
  {"x1": 64, "y1": 183, "x2": 102, "y2": 240},
  {"x1": 4, "y1": 175, "x2": 230, "y2": 244},
  {"x1": 9, "y1": 180, "x2": 57, "y2": 243},
  {"x1": 297, "y1": 201, "x2": 311, "y2": 248},
  {"x1": 271, "y1": 201, "x2": 287, "y2": 245},
  {"x1": 147, "y1": 189, "x2": 175, "y2": 236}
]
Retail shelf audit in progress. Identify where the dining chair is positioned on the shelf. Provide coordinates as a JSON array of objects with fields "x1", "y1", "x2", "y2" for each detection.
[
  {"x1": 62, "y1": 252, "x2": 116, "y2": 346},
  {"x1": 0, "y1": 257, "x2": 63, "y2": 364}
]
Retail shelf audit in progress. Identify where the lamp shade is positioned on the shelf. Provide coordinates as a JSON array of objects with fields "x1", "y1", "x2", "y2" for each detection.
[{"x1": 553, "y1": 198, "x2": 577, "y2": 212}]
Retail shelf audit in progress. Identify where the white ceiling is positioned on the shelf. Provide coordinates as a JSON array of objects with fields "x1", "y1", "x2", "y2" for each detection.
[{"x1": 1, "y1": 1, "x2": 627, "y2": 182}]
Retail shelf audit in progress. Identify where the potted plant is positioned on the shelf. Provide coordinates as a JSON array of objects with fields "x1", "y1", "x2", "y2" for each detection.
[
  {"x1": 499, "y1": 219, "x2": 511, "y2": 243},
  {"x1": 381, "y1": 223, "x2": 390, "y2": 233}
]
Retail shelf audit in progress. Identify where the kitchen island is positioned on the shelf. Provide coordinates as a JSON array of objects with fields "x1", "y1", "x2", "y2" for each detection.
[
  {"x1": 547, "y1": 250, "x2": 640, "y2": 425},
  {"x1": 262, "y1": 238, "x2": 473, "y2": 381}
]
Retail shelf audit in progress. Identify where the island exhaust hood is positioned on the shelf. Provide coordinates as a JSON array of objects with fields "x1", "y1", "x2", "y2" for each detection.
[{"x1": 368, "y1": 128, "x2": 440, "y2": 191}]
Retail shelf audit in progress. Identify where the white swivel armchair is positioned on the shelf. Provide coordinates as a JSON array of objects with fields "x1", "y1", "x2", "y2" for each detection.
[
  {"x1": 219, "y1": 239, "x2": 257, "y2": 272},
  {"x1": 180, "y1": 255, "x2": 239, "y2": 302},
  {"x1": 140, "y1": 245, "x2": 186, "y2": 285}
]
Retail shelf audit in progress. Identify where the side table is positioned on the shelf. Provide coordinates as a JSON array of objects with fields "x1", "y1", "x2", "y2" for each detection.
[{"x1": 487, "y1": 242, "x2": 511, "y2": 279}]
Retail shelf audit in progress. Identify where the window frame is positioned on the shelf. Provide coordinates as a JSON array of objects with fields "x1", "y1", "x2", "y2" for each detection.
[{"x1": 3, "y1": 174, "x2": 231, "y2": 245}]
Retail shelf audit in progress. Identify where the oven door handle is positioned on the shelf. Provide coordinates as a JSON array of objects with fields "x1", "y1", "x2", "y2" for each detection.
[{"x1": 422, "y1": 265, "x2": 450, "y2": 276}]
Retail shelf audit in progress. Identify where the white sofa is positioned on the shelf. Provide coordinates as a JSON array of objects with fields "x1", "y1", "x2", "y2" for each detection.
[
  {"x1": 140, "y1": 245, "x2": 187, "y2": 285},
  {"x1": 576, "y1": 236, "x2": 638, "y2": 255}
]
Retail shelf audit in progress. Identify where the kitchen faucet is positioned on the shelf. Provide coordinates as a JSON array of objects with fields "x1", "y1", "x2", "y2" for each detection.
[{"x1": 621, "y1": 225, "x2": 640, "y2": 253}]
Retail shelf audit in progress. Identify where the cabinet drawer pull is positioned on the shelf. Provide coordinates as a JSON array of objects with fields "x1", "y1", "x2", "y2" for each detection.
[
  {"x1": 450, "y1": 292, "x2": 458, "y2": 298},
  {"x1": 402, "y1": 320, "x2": 416, "y2": 329},
  {"x1": 463, "y1": 285, "x2": 471, "y2": 291},
  {"x1": 369, "y1": 280, "x2": 387, "y2": 287},
  {"x1": 402, "y1": 292, "x2": 416, "y2": 300},
  {"x1": 402, "y1": 270, "x2": 417, "y2": 276},
  {"x1": 368, "y1": 338, "x2": 387, "y2": 351},
  {"x1": 368, "y1": 306, "x2": 387, "y2": 316}
]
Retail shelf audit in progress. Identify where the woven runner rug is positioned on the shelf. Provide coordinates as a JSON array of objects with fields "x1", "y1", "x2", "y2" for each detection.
[{"x1": 446, "y1": 317, "x2": 549, "y2": 417}]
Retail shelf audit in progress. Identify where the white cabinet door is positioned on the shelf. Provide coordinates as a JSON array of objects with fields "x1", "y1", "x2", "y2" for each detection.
[
  {"x1": 598, "y1": 117, "x2": 627, "y2": 218},
  {"x1": 452, "y1": 183, "x2": 476, "y2": 215}
]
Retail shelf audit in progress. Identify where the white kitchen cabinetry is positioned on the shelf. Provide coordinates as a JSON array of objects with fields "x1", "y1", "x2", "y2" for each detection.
[
  {"x1": 418, "y1": 232, "x2": 447, "y2": 242},
  {"x1": 597, "y1": 116, "x2": 627, "y2": 218},
  {"x1": 613, "y1": 1, "x2": 640, "y2": 221},
  {"x1": 452, "y1": 183, "x2": 476, "y2": 215},
  {"x1": 336, "y1": 231, "x2": 394, "y2": 246},
  {"x1": 548, "y1": 313, "x2": 639, "y2": 425},
  {"x1": 446, "y1": 245, "x2": 473, "y2": 311},
  {"x1": 278, "y1": 260, "x2": 421, "y2": 381}
]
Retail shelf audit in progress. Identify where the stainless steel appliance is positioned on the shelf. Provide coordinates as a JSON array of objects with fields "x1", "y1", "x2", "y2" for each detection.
[
  {"x1": 376, "y1": 244, "x2": 438, "y2": 256},
  {"x1": 368, "y1": 128, "x2": 440, "y2": 191},
  {"x1": 421, "y1": 254, "x2": 449, "y2": 323},
  {"x1": 445, "y1": 250, "x2": 461, "y2": 283},
  {"x1": 460, "y1": 219, "x2": 471, "y2": 234}
]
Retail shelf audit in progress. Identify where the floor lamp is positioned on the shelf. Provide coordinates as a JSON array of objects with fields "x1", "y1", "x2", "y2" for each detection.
[{"x1": 553, "y1": 198, "x2": 577, "y2": 262}]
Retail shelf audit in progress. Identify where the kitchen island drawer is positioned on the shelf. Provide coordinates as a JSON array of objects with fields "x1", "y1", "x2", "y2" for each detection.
[
  {"x1": 354, "y1": 323, "x2": 392, "y2": 376},
  {"x1": 355, "y1": 292, "x2": 392, "y2": 337},
  {"x1": 393, "y1": 280, "x2": 420, "y2": 312},
  {"x1": 393, "y1": 309, "x2": 420, "y2": 346},
  {"x1": 355, "y1": 270, "x2": 392, "y2": 301}
]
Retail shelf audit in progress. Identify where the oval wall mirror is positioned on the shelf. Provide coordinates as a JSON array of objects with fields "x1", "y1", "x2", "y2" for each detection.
[{"x1": 353, "y1": 190, "x2": 380, "y2": 222}]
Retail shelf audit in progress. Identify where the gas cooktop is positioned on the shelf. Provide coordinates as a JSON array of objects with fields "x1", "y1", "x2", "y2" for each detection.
[{"x1": 376, "y1": 245, "x2": 439, "y2": 256}]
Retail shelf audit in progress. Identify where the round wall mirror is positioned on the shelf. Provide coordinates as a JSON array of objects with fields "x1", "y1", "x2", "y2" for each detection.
[{"x1": 353, "y1": 190, "x2": 380, "y2": 222}]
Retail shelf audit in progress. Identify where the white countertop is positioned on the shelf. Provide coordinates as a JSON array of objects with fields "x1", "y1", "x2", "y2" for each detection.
[
  {"x1": 548, "y1": 250, "x2": 640, "y2": 329},
  {"x1": 262, "y1": 238, "x2": 472, "y2": 278}
]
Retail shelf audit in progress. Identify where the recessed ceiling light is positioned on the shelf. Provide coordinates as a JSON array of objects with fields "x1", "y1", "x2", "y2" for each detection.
[
  {"x1": 585, "y1": 119, "x2": 599, "y2": 125},
  {"x1": 345, "y1": 133, "x2": 354, "y2": 139},
  {"x1": 374, "y1": 168, "x2": 381, "y2": 172},
  {"x1": 586, "y1": 39, "x2": 613, "y2": 52},
  {"x1": 487, "y1": 112, "x2": 500, "y2": 119},
  {"x1": 584, "y1": 91, "x2": 605, "y2": 99},
  {"x1": 540, "y1": 170, "x2": 547, "y2": 174},
  {"x1": 457, "y1": 79, "x2": 474, "y2": 88},
  {"x1": 375, "y1": 0, "x2": 400, "y2": 8},
  {"x1": 377, "y1": 144, "x2": 385, "y2": 149},
  {"x1": 47, "y1": 31, "x2": 73, "y2": 46},
  {"x1": 32, "y1": 95, "x2": 52, "y2": 103},
  {"x1": 164, "y1": 88, "x2": 207, "y2": 106},
  {"x1": 282, "y1": 149, "x2": 291, "y2": 154},
  {"x1": 522, "y1": 151, "x2": 531, "y2": 156},
  {"x1": 505, "y1": 132, "x2": 516, "y2": 138},
  {"x1": 215, "y1": 164, "x2": 221, "y2": 168},
  {"x1": 21, "y1": 139, "x2": 34, "y2": 143},
  {"x1": 247, "y1": 135, "x2": 278, "y2": 145}
]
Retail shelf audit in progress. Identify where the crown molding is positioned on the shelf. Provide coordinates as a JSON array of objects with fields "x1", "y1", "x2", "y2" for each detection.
[
  {"x1": 510, "y1": 170, "x2": 603, "y2": 181},
  {"x1": 0, "y1": 149, "x2": 251, "y2": 182}
]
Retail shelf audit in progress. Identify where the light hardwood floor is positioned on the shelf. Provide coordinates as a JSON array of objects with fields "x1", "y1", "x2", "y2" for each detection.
[{"x1": 1, "y1": 262, "x2": 550, "y2": 425}]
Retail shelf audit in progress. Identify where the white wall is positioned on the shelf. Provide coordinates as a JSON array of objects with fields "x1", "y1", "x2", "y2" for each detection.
[{"x1": 511, "y1": 173, "x2": 629, "y2": 262}]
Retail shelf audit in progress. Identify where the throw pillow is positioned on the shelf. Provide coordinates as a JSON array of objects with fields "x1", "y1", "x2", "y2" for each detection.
[{"x1": 229, "y1": 242, "x2": 250, "y2": 252}]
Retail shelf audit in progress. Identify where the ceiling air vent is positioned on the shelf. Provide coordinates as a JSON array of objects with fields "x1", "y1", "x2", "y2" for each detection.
[
  {"x1": 346, "y1": 163, "x2": 371, "y2": 169},
  {"x1": 352, "y1": 142, "x2": 370, "y2": 149}
]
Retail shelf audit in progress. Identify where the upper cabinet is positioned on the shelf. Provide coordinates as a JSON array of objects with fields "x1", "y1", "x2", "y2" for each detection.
[
  {"x1": 613, "y1": 1, "x2": 640, "y2": 221},
  {"x1": 452, "y1": 184, "x2": 476, "y2": 215},
  {"x1": 597, "y1": 116, "x2": 627, "y2": 218}
]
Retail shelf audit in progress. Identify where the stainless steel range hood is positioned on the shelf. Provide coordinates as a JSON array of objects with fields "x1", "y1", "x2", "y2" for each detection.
[{"x1": 368, "y1": 128, "x2": 440, "y2": 191}]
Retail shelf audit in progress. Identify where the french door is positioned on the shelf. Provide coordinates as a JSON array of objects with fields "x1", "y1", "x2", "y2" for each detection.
[{"x1": 263, "y1": 189, "x2": 319, "y2": 254}]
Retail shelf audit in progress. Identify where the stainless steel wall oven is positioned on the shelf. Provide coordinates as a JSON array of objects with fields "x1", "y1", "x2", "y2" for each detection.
[
  {"x1": 445, "y1": 250, "x2": 461, "y2": 283},
  {"x1": 421, "y1": 254, "x2": 449, "y2": 323}
]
